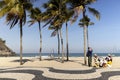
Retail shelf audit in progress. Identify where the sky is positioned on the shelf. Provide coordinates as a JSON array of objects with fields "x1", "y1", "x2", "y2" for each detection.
[{"x1": 0, "y1": 0, "x2": 120, "y2": 53}]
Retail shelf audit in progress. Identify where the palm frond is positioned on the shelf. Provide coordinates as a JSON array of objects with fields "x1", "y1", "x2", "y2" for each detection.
[
  {"x1": 84, "y1": 0, "x2": 97, "y2": 5},
  {"x1": 42, "y1": 16, "x2": 55, "y2": 28},
  {"x1": 24, "y1": 2, "x2": 33, "y2": 11},
  {"x1": 48, "y1": 26, "x2": 56, "y2": 30},
  {"x1": 79, "y1": 23, "x2": 84, "y2": 27},
  {"x1": 88, "y1": 7, "x2": 100, "y2": 20},
  {"x1": 0, "y1": 6, "x2": 10, "y2": 18},
  {"x1": 79, "y1": 15, "x2": 94, "y2": 27},
  {"x1": 0, "y1": 1, "x2": 6, "y2": 8},
  {"x1": 51, "y1": 29, "x2": 57, "y2": 37},
  {"x1": 28, "y1": 7, "x2": 42, "y2": 26},
  {"x1": 28, "y1": 20, "x2": 36, "y2": 27},
  {"x1": 6, "y1": 13, "x2": 19, "y2": 29},
  {"x1": 10, "y1": 17, "x2": 19, "y2": 29},
  {"x1": 22, "y1": 10, "x2": 26, "y2": 25},
  {"x1": 89, "y1": 22, "x2": 94, "y2": 25}
]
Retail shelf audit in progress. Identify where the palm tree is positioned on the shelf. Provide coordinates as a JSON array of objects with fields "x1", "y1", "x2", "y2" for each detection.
[
  {"x1": 48, "y1": 25, "x2": 61, "y2": 59},
  {"x1": 67, "y1": 0, "x2": 100, "y2": 64},
  {"x1": 79, "y1": 15, "x2": 94, "y2": 64},
  {"x1": 49, "y1": 16, "x2": 64, "y2": 62},
  {"x1": 28, "y1": 7, "x2": 43, "y2": 61},
  {"x1": 43, "y1": 0, "x2": 75, "y2": 62},
  {"x1": 43, "y1": 0, "x2": 66, "y2": 62},
  {"x1": 43, "y1": 0, "x2": 61, "y2": 59},
  {"x1": 0, "y1": 0, "x2": 33, "y2": 65},
  {"x1": 66, "y1": 22, "x2": 69, "y2": 61},
  {"x1": 62, "y1": 6, "x2": 74, "y2": 61},
  {"x1": 81, "y1": 1, "x2": 100, "y2": 65}
]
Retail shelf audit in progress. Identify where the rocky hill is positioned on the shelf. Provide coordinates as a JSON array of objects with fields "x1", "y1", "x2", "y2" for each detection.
[{"x1": 0, "y1": 38, "x2": 16, "y2": 56}]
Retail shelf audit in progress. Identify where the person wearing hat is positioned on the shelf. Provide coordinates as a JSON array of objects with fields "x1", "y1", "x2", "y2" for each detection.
[
  {"x1": 93, "y1": 54, "x2": 99, "y2": 68},
  {"x1": 106, "y1": 54, "x2": 112, "y2": 67},
  {"x1": 105, "y1": 54, "x2": 112, "y2": 67}
]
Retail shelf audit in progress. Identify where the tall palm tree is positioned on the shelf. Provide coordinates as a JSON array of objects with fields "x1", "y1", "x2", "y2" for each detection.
[
  {"x1": 49, "y1": 15, "x2": 64, "y2": 62},
  {"x1": 28, "y1": 7, "x2": 43, "y2": 61},
  {"x1": 81, "y1": 1, "x2": 100, "y2": 65},
  {"x1": 43, "y1": 0, "x2": 61, "y2": 59},
  {"x1": 67, "y1": 0, "x2": 100, "y2": 64},
  {"x1": 43, "y1": 0, "x2": 74, "y2": 62},
  {"x1": 48, "y1": 25, "x2": 61, "y2": 59},
  {"x1": 0, "y1": 0, "x2": 33, "y2": 65},
  {"x1": 79, "y1": 15, "x2": 94, "y2": 64},
  {"x1": 43, "y1": 0, "x2": 66, "y2": 62},
  {"x1": 62, "y1": 6, "x2": 74, "y2": 61}
]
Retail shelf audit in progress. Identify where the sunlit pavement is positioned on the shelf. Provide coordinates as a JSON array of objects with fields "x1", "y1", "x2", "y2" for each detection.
[{"x1": 0, "y1": 67, "x2": 120, "y2": 80}]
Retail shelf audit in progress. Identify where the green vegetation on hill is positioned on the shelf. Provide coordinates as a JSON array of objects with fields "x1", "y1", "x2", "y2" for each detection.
[{"x1": 0, "y1": 38, "x2": 16, "y2": 57}]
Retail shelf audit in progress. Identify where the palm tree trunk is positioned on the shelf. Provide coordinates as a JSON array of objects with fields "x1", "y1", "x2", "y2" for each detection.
[
  {"x1": 66, "y1": 22, "x2": 69, "y2": 61},
  {"x1": 58, "y1": 0, "x2": 62, "y2": 60},
  {"x1": 57, "y1": 30, "x2": 60, "y2": 59},
  {"x1": 86, "y1": 26, "x2": 89, "y2": 48},
  {"x1": 83, "y1": 26, "x2": 87, "y2": 65},
  {"x1": 60, "y1": 28, "x2": 64, "y2": 63},
  {"x1": 83, "y1": 7, "x2": 87, "y2": 65},
  {"x1": 20, "y1": 20, "x2": 23, "y2": 65},
  {"x1": 38, "y1": 21, "x2": 42, "y2": 61}
]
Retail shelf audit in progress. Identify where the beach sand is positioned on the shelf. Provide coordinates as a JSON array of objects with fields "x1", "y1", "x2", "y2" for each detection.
[{"x1": 0, "y1": 56, "x2": 120, "y2": 80}]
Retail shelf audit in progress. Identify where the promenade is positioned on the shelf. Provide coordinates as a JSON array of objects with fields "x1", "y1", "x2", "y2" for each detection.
[{"x1": 0, "y1": 57, "x2": 120, "y2": 80}]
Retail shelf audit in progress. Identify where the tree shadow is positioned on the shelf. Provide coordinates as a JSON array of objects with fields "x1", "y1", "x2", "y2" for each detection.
[
  {"x1": 67, "y1": 59, "x2": 88, "y2": 67},
  {"x1": 11, "y1": 59, "x2": 34, "y2": 65}
]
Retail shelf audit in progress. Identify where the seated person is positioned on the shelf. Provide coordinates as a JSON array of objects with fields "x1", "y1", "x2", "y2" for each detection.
[
  {"x1": 98, "y1": 57, "x2": 104, "y2": 67},
  {"x1": 102, "y1": 58, "x2": 107, "y2": 67},
  {"x1": 105, "y1": 54, "x2": 112, "y2": 67},
  {"x1": 93, "y1": 54, "x2": 99, "y2": 68}
]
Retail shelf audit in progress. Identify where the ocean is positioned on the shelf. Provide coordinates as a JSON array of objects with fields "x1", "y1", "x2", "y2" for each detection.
[{"x1": 16, "y1": 53, "x2": 120, "y2": 57}]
